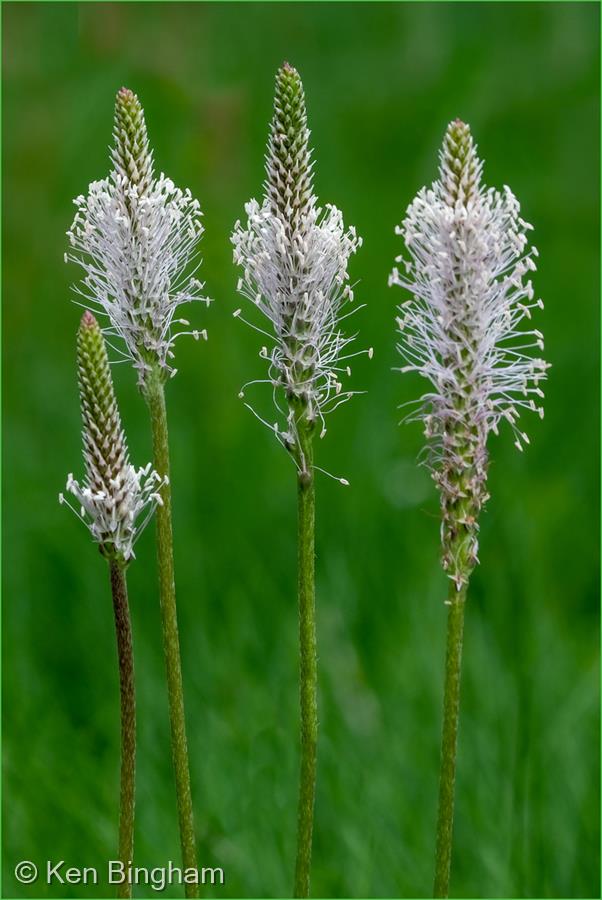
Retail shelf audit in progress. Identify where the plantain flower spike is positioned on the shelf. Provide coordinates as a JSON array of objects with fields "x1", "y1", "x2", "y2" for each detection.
[
  {"x1": 231, "y1": 62, "x2": 371, "y2": 475},
  {"x1": 60, "y1": 311, "x2": 164, "y2": 561},
  {"x1": 389, "y1": 120, "x2": 549, "y2": 590},
  {"x1": 66, "y1": 88, "x2": 210, "y2": 387}
]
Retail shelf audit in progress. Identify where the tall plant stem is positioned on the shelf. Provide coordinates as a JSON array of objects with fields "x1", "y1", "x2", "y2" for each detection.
[
  {"x1": 294, "y1": 428, "x2": 317, "y2": 898},
  {"x1": 433, "y1": 581, "x2": 468, "y2": 898},
  {"x1": 108, "y1": 559, "x2": 136, "y2": 900},
  {"x1": 144, "y1": 373, "x2": 198, "y2": 897}
]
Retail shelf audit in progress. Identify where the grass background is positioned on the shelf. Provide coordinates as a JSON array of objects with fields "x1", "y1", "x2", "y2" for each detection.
[{"x1": 2, "y1": 2, "x2": 600, "y2": 898}]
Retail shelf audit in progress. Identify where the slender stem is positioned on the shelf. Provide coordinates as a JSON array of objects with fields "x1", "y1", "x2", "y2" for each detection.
[
  {"x1": 294, "y1": 428, "x2": 317, "y2": 899},
  {"x1": 108, "y1": 559, "x2": 136, "y2": 900},
  {"x1": 144, "y1": 373, "x2": 198, "y2": 897},
  {"x1": 433, "y1": 581, "x2": 468, "y2": 898}
]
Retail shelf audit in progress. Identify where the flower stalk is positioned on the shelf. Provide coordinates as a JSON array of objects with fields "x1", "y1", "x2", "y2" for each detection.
[
  {"x1": 433, "y1": 581, "x2": 466, "y2": 898},
  {"x1": 390, "y1": 119, "x2": 548, "y2": 897},
  {"x1": 60, "y1": 311, "x2": 163, "y2": 896},
  {"x1": 109, "y1": 558, "x2": 136, "y2": 899},
  {"x1": 66, "y1": 88, "x2": 207, "y2": 895},
  {"x1": 294, "y1": 424, "x2": 317, "y2": 899},
  {"x1": 143, "y1": 367, "x2": 198, "y2": 891},
  {"x1": 232, "y1": 63, "x2": 367, "y2": 896}
]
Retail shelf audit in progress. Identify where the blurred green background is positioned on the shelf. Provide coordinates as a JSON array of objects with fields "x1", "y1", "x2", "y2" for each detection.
[{"x1": 3, "y1": 2, "x2": 599, "y2": 898}]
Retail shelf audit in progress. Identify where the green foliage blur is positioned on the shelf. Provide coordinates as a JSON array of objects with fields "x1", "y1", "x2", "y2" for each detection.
[{"x1": 3, "y1": 3, "x2": 599, "y2": 898}]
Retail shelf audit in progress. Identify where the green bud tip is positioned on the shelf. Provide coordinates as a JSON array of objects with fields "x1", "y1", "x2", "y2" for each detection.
[
  {"x1": 112, "y1": 85, "x2": 153, "y2": 192},
  {"x1": 267, "y1": 61, "x2": 313, "y2": 222},
  {"x1": 440, "y1": 118, "x2": 479, "y2": 205},
  {"x1": 80, "y1": 309, "x2": 97, "y2": 330},
  {"x1": 76, "y1": 310, "x2": 121, "y2": 437}
]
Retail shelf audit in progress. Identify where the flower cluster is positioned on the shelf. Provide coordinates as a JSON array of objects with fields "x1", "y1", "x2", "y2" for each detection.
[
  {"x1": 390, "y1": 119, "x2": 548, "y2": 587},
  {"x1": 60, "y1": 311, "x2": 164, "y2": 561},
  {"x1": 232, "y1": 63, "x2": 370, "y2": 468},
  {"x1": 66, "y1": 87, "x2": 209, "y2": 387}
]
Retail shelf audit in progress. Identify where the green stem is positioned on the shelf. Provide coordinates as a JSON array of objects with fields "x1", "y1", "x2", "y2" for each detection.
[
  {"x1": 108, "y1": 559, "x2": 136, "y2": 900},
  {"x1": 433, "y1": 581, "x2": 468, "y2": 898},
  {"x1": 294, "y1": 428, "x2": 317, "y2": 899},
  {"x1": 144, "y1": 374, "x2": 198, "y2": 897}
]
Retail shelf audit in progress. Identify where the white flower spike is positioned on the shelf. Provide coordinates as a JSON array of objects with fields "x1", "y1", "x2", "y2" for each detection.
[
  {"x1": 390, "y1": 119, "x2": 549, "y2": 588},
  {"x1": 66, "y1": 87, "x2": 210, "y2": 387},
  {"x1": 232, "y1": 62, "x2": 369, "y2": 473},
  {"x1": 60, "y1": 311, "x2": 164, "y2": 561}
]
